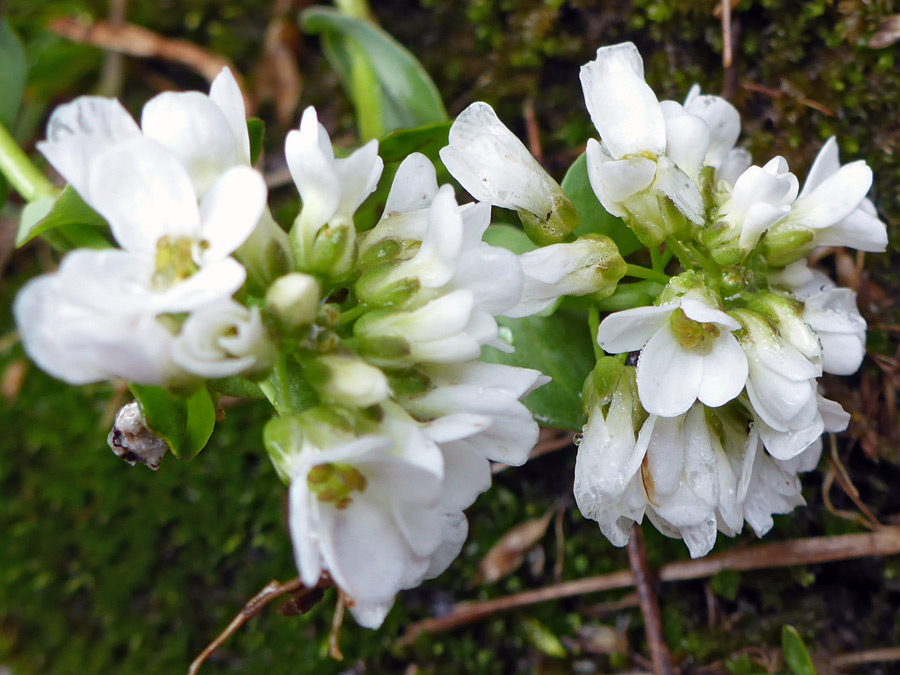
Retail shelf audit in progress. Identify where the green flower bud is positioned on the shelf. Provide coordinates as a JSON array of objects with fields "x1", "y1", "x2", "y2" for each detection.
[
  {"x1": 760, "y1": 224, "x2": 815, "y2": 268},
  {"x1": 235, "y1": 210, "x2": 294, "y2": 293},
  {"x1": 518, "y1": 193, "x2": 580, "y2": 246},
  {"x1": 304, "y1": 353, "x2": 390, "y2": 408},
  {"x1": 265, "y1": 273, "x2": 320, "y2": 332}
]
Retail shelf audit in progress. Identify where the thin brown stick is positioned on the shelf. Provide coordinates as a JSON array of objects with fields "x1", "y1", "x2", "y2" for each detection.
[
  {"x1": 523, "y1": 98, "x2": 543, "y2": 163},
  {"x1": 397, "y1": 529, "x2": 900, "y2": 645},
  {"x1": 627, "y1": 525, "x2": 674, "y2": 675},
  {"x1": 328, "y1": 591, "x2": 347, "y2": 661},
  {"x1": 832, "y1": 646, "x2": 900, "y2": 669},
  {"x1": 189, "y1": 576, "x2": 326, "y2": 675},
  {"x1": 50, "y1": 16, "x2": 241, "y2": 87},
  {"x1": 828, "y1": 437, "x2": 882, "y2": 529},
  {"x1": 720, "y1": 0, "x2": 733, "y2": 69}
]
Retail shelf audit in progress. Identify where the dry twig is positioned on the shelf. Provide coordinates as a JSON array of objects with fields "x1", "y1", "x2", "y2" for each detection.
[
  {"x1": 523, "y1": 98, "x2": 543, "y2": 163},
  {"x1": 741, "y1": 80, "x2": 836, "y2": 117},
  {"x1": 627, "y1": 524, "x2": 674, "y2": 675},
  {"x1": 720, "y1": 0, "x2": 733, "y2": 69},
  {"x1": 50, "y1": 16, "x2": 244, "y2": 93},
  {"x1": 397, "y1": 529, "x2": 900, "y2": 645},
  {"x1": 833, "y1": 646, "x2": 900, "y2": 669},
  {"x1": 189, "y1": 576, "x2": 330, "y2": 675}
]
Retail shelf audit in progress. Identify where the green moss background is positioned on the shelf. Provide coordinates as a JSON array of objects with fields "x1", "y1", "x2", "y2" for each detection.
[{"x1": 2, "y1": 1, "x2": 900, "y2": 673}]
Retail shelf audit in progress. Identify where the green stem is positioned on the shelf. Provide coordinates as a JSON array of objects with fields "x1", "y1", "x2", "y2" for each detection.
[
  {"x1": 259, "y1": 355, "x2": 295, "y2": 417},
  {"x1": 660, "y1": 246, "x2": 676, "y2": 268},
  {"x1": 588, "y1": 305, "x2": 603, "y2": 361},
  {"x1": 625, "y1": 263, "x2": 670, "y2": 286},
  {"x1": 650, "y1": 245, "x2": 663, "y2": 273},
  {"x1": 334, "y1": 0, "x2": 374, "y2": 20},
  {"x1": 337, "y1": 303, "x2": 368, "y2": 326},
  {"x1": 0, "y1": 121, "x2": 56, "y2": 203}
]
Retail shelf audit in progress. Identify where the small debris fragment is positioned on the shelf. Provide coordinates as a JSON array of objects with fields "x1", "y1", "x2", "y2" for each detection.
[{"x1": 107, "y1": 401, "x2": 169, "y2": 470}]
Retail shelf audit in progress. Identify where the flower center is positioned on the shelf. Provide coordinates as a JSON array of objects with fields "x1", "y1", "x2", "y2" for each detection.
[
  {"x1": 669, "y1": 307, "x2": 720, "y2": 352},
  {"x1": 306, "y1": 462, "x2": 367, "y2": 509},
  {"x1": 154, "y1": 236, "x2": 202, "y2": 288}
]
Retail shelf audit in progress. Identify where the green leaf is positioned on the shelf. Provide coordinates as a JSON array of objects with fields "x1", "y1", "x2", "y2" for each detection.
[
  {"x1": 561, "y1": 152, "x2": 641, "y2": 256},
  {"x1": 781, "y1": 625, "x2": 816, "y2": 675},
  {"x1": 208, "y1": 376, "x2": 266, "y2": 400},
  {"x1": 17, "y1": 186, "x2": 112, "y2": 250},
  {"x1": 522, "y1": 619, "x2": 567, "y2": 659},
  {"x1": 180, "y1": 389, "x2": 217, "y2": 461},
  {"x1": 481, "y1": 311, "x2": 594, "y2": 431},
  {"x1": 0, "y1": 19, "x2": 27, "y2": 129},
  {"x1": 301, "y1": 7, "x2": 447, "y2": 140},
  {"x1": 377, "y1": 121, "x2": 451, "y2": 163},
  {"x1": 128, "y1": 385, "x2": 217, "y2": 461},
  {"x1": 247, "y1": 118, "x2": 265, "y2": 166},
  {"x1": 482, "y1": 224, "x2": 537, "y2": 255}
]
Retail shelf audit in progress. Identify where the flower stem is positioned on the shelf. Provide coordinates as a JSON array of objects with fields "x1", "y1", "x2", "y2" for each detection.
[
  {"x1": 260, "y1": 354, "x2": 296, "y2": 416},
  {"x1": 337, "y1": 303, "x2": 368, "y2": 326},
  {"x1": 624, "y1": 263, "x2": 670, "y2": 286},
  {"x1": 650, "y1": 245, "x2": 663, "y2": 273},
  {"x1": 588, "y1": 305, "x2": 603, "y2": 361},
  {"x1": 0, "y1": 120, "x2": 56, "y2": 203}
]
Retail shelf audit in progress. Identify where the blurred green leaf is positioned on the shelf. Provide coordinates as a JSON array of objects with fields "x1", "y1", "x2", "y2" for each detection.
[
  {"x1": 208, "y1": 376, "x2": 266, "y2": 400},
  {"x1": 354, "y1": 122, "x2": 452, "y2": 231},
  {"x1": 481, "y1": 311, "x2": 593, "y2": 431},
  {"x1": 0, "y1": 18, "x2": 27, "y2": 129},
  {"x1": 782, "y1": 625, "x2": 816, "y2": 675},
  {"x1": 562, "y1": 152, "x2": 641, "y2": 257},
  {"x1": 483, "y1": 223, "x2": 537, "y2": 255},
  {"x1": 129, "y1": 386, "x2": 216, "y2": 461},
  {"x1": 301, "y1": 7, "x2": 447, "y2": 140},
  {"x1": 378, "y1": 121, "x2": 451, "y2": 163},
  {"x1": 17, "y1": 185, "x2": 111, "y2": 250},
  {"x1": 522, "y1": 618, "x2": 567, "y2": 658},
  {"x1": 248, "y1": 117, "x2": 265, "y2": 166}
]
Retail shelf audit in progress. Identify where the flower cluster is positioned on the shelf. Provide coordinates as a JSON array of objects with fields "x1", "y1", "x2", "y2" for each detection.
[
  {"x1": 12, "y1": 71, "x2": 628, "y2": 627},
  {"x1": 571, "y1": 43, "x2": 882, "y2": 557}
]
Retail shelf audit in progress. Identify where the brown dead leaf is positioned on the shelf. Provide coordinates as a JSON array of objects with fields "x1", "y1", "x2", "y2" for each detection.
[
  {"x1": 473, "y1": 509, "x2": 554, "y2": 585},
  {"x1": 868, "y1": 15, "x2": 900, "y2": 49},
  {"x1": 575, "y1": 624, "x2": 629, "y2": 656},
  {"x1": 1, "y1": 359, "x2": 27, "y2": 403}
]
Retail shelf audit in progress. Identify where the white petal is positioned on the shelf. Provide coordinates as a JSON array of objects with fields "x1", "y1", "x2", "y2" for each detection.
[
  {"x1": 790, "y1": 161, "x2": 873, "y2": 229},
  {"x1": 697, "y1": 333, "x2": 748, "y2": 407},
  {"x1": 596, "y1": 304, "x2": 674, "y2": 353},
  {"x1": 642, "y1": 414, "x2": 685, "y2": 496},
  {"x1": 383, "y1": 152, "x2": 439, "y2": 215},
  {"x1": 588, "y1": 155, "x2": 657, "y2": 203},
  {"x1": 152, "y1": 257, "x2": 246, "y2": 313},
  {"x1": 661, "y1": 102, "x2": 710, "y2": 177},
  {"x1": 814, "y1": 207, "x2": 888, "y2": 252},
  {"x1": 636, "y1": 328, "x2": 703, "y2": 417},
  {"x1": 682, "y1": 92, "x2": 741, "y2": 169},
  {"x1": 38, "y1": 96, "x2": 141, "y2": 197},
  {"x1": 285, "y1": 108, "x2": 340, "y2": 229},
  {"x1": 198, "y1": 166, "x2": 267, "y2": 262},
  {"x1": 208, "y1": 67, "x2": 252, "y2": 164},
  {"x1": 717, "y1": 148, "x2": 752, "y2": 186},
  {"x1": 799, "y1": 137, "x2": 840, "y2": 197},
  {"x1": 424, "y1": 510, "x2": 469, "y2": 579},
  {"x1": 580, "y1": 44, "x2": 666, "y2": 158},
  {"x1": 288, "y1": 478, "x2": 322, "y2": 587},
  {"x1": 439, "y1": 440, "x2": 492, "y2": 510},
  {"x1": 680, "y1": 296, "x2": 739, "y2": 329},
  {"x1": 333, "y1": 139, "x2": 384, "y2": 219},
  {"x1": 87, "y1": 136, "x2": 200, "y2": 254},
  {"x1": 141, "y1": 91, "x2": 241, "y2": 194}
]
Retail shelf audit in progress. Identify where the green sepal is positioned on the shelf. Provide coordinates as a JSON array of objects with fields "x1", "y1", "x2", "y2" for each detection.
[
  {"x1": 17, "y1": 185, "x2": 112, "y2": 250},
  {"x1": 247, "y1": 118, "x2": 265, "y2": 166}
]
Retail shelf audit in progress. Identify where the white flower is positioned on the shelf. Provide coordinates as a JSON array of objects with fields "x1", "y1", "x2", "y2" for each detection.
[
  {"x1": 439, "y1": 102, "x2": 577, "y2": 243},
  {"x1": 712, "y1": 156, "x2": 799, "y2": 255},
  {"x1": 774, "y1": 261, "x2": 868, "y2": 377},
  {"x1": 14, "y1": 249, "x2": 179, "y2": 385},
  {"x1": 784, "y1": 137, "x2": 886, "y2": 251},
  {"x1": 38, "y1": 98, "x2": 267, "y2": 313},
  {"x1": 740, "y1": 433, "x2": 805, "y2": 538},
  {"x1": 277, "y1": 406, "x2": 446, "y2": 628},
  {"x1": 580, "y1": 43, "x2": 706, "y2": 231},
  {"x1": 286, "y1": 106, "x2": 383, "y2": 266},
  {"x1": 400, "y1": 361, "x2": 548, "y2": 466},
  {"x1": 505, "y1": 235, "x2": 626, "y2": 318},
  {"x1": 596, "y1": 293, "x2": 748, "y2": 417},
  {"x1": 171, "y1": 299, "x2": 274, "y2": 378}
]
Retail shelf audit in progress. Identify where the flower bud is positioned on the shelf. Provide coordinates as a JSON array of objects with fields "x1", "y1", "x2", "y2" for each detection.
[
  {"x1": 439, "y1": 102, "x2": 579, "y2": 245},
  {"x1": 581, "y1": 356, "x2": 627, "y2": 415},
  {"x1": 265, "y1": 272, "x2": 320, "y2": 331},
  {"x1": 747, "y1": 292, "x2": 821, "y2": 364},
  {"x1": 759, "y1": 223, "x2": 815, "y2": 267},
  {"x1": 263, "y1": 407, "x2": 356, "y2": 482},
  {"x1": 506, "y1": 234, "x2": 627, "y2": 317},
  {"x1": 355, "y1": 264, "x2": 421, "y2": 308},
  {"x1": 307, "y1": 222, "x2": 357, "y2": 279},
  {"x1": 304, "y1": 353, "x2": 391, "y2": 408}
]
